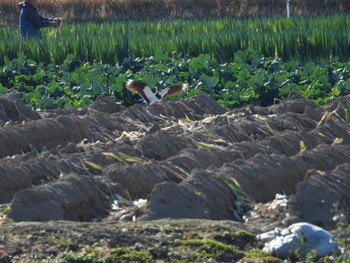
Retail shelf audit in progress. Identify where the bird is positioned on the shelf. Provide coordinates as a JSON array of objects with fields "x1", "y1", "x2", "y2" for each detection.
[{"x1": 125, "y1": 79, "x2": 188, "y2": 105}]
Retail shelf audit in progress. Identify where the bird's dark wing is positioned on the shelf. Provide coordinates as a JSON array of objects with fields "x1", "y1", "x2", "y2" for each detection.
[
  {"x1": 125, "y1": 79, "x2": 150, "y2": 104},
  {"x1": 161, "y1": 84, "x2": 188, "y2": 98},
  {"x1": 125, "y1": 79, "x2": 146, "y2": 93}
]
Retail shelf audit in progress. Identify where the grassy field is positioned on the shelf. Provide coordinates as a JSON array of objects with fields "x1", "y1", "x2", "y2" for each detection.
[{"x1": 1, "y1": 14, "x2": 350, "y2": 66}]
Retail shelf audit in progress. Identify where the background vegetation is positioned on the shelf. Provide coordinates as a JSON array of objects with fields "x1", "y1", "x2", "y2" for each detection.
[
  {"x1": 1, "y1": 1, "x2": 350, "y2": 110},
  {"x1": 1, "y1": 0, "x2": 350, "y2": 25},
  {"x1": 2, "y1": 14, "x2": 350, "y2": 67}
]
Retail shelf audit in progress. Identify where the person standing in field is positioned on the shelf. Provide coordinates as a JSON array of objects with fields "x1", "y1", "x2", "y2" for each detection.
[{"x1": 18, "y1": 0, "x2": 61, "y2": 38}]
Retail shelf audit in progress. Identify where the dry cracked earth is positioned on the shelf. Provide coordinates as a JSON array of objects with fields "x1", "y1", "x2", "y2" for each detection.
[{"x1": 0, "y1": 92, "x2": 350, "y2": 262}]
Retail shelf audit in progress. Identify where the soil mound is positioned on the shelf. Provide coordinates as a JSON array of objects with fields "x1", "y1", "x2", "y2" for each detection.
[
  {"x1": 288, "y1": 163, "x2": 350, "y2": 229},
  {"x1": 8, "y1": 174, "x2": 111, "y2": 222},
  {"x1": 0, "y1": 94, "x2": 40, "y2": 124},
  {"x1": 140, "y1": 169, "x2": 238, "y2": 221}
]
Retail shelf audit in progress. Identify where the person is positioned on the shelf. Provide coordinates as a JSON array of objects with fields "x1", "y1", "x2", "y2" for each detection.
[{"x1": 18, "y1": 0, "x2": 61, "y2": 38}]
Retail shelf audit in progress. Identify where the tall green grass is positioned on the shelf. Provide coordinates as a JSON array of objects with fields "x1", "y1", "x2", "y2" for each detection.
[{"x1": 1, "y1": 14, "x2": 350, "y2": 66}]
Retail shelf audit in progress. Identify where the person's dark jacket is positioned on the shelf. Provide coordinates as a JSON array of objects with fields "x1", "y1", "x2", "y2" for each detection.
[{"x1": 18, "y1": 1, "x2": 58, "y2": 38}]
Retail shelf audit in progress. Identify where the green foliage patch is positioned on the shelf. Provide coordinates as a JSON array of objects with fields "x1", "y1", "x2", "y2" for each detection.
[
  {"x1": 64, "y1": 247, "x2": 104, "y2": 263},
  {"x1": 176, "y1": 238, "x2": 244, "y2": 261},
  {"x1": 0, "y1": 204, "x2": 10, "y2": 217},
  {"x1": 244, "y1": 249, "x2": 282, "y2": 262},
  {"x1": 111, "y1": 247, "x2": 154, "y2": 262},
  {"x1": 1, "y1": 49, "x2": 350, "y2": 110},
  {"x1": 63, "y1": 246, "x2": 154, "y2": 263}
]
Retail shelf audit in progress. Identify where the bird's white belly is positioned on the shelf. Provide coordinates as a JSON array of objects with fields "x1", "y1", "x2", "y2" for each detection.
[{"x1": 144, "y1": 87, "x2": 161, "y2": 104}]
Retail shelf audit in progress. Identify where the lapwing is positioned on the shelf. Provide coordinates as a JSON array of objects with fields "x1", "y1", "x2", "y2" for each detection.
[{"x1": 125, "y1": 79, "x2": 188, "y2": 105}]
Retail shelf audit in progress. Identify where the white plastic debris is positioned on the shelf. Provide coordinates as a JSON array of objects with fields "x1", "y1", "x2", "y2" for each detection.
[
  {"x1": 270, "y1": 193, "x2": 288, "y2": 209},
  {"x1": 132, "y1": 199, "x2": 147, "y2": 206},
  {"x1": 259, "y1": 222, "x2": 338, "y2": 259}
]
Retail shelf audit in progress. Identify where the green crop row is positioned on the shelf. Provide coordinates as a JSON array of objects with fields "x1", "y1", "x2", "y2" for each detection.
[
  {"x1": 1, "y1": 14, "x2": 350, "y2": 66},
  {"x1": 1, "y1": 50, "x2": 350, "y2": 110}
]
